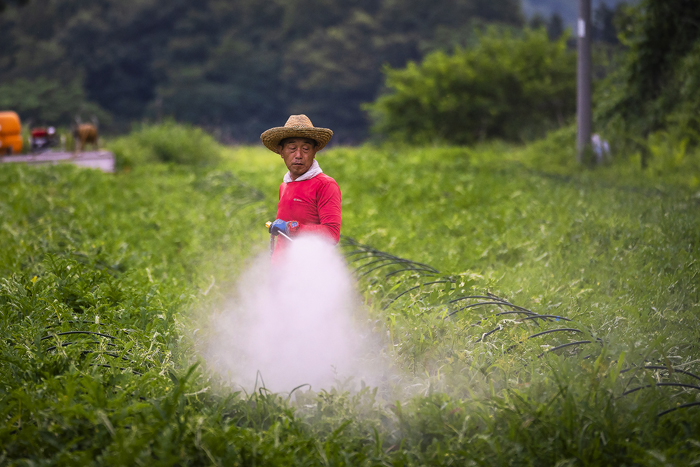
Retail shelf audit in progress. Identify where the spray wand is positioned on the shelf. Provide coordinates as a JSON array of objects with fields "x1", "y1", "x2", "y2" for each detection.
[{"x1": 265, "y1": 221, "x2": 295, "y2": 255}]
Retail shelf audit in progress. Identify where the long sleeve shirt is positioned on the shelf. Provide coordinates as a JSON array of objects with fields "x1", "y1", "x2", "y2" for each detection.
[{"x1": 273, "y1": 172, "x2": 341, "y2": 257}]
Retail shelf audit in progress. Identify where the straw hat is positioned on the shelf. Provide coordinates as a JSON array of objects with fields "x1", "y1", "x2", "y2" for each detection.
[{"x1": 260, "y1": 115, "x2": 333, "y2": 153}]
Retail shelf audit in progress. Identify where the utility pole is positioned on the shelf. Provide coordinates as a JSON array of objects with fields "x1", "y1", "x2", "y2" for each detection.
[{"x1": 577, "y1": 0, "x2": 592, "y2": 164}]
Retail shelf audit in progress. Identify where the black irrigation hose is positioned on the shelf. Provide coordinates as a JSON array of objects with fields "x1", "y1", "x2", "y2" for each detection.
[
  {"x1": 385, "y1": 267, "x2": 438, "y2": 278},
  {"x1": 344, "y1": 235, "x2": 700, "y2": 419},
  {"x1": 528, "y1": 328, "x2": 583, "y2": 339},
  {"x1": 79, "y1": 350, "x2": 135, "y2": 363},
  {"x1": 443, "y1": 294, "x2": 543, "y2": 321},
  {"x1": 521, "y1": 314, "x2": 572, "y2": 322},
  {"x1": 469, "y1": 292, "x2": 544, "y2": 317},
  {"x1": 354, "y1": 257, "x2": 399, "y2": 273},
  {"x1": 342, "y1": 250, "x2": 371, "y2": 260},
  {"x1": 495, "y1": 310, "x2": 539, "y2": 317},
  {"x1": 41, "y1": 331, "x2": 117, "y2": 341},
  {"x1": 446, "y1": 301, "x2": 512, "y2": 318},
  {"x1": 348, "y1": 251, "x2": 438, "y2": 277},
  {"x1": 619, "y1": 365, "x2": 700, "y2": 383},
  {"x1": 45, "y1": 341, "x2": 118, "y2": 351},
  {"x1": 45, "y1": 321, "x2": 108, "y2": 328},
  {"x1": 449, "y1": 295, "x2": 507, "y2": 305},
  {"x1": 343, "y1": 237, "x2": 589, "y2": 359},
  {"x1": 349, "y1": 253, "x2": 397, "y2": 265},
  {"x1": 381, "y1": 285, "x2": 421, "y2": 308},
  {"x1": 505, "y1": 328, "x2": 584, "y2": 352},
  {"x1": 91, "y1": 364, "x2": 142, "y2": 376},
  {"x1": 538, "y1": 340, "x2": 593, "y2": 358},
  {"x1": 287, "y1": 383, "x2": 312, "y2": 400},
  {"x1": 347, "y1": 250, "x2": 400, "y2": 262},
  {"x1": 360, "y1": 260, "x2": 421, "y2": 278},
  {"x1": 341, "y1": 238, "x2": 440, "y2": 274},
  {"x1": 491, "y1": 301, "x2": 535, "y2": 314},
  {"x1": 657, "y1": 401, "x2": 700, "y2": 417},
  {"x1": 447, "y1": 300, "x2": 539, "y2": 319},
  {"x1": 344, "y1": 253, "x2": 376, "y2": 263},
  {"x1": 450, "y1": 294, "x2": 530, "y2": 312},
  {"x1": 382, "y1": 280, "x2": 454, "y2": 310},
  {"x1": 493, "y1": 310, "x2": 542, "y2": 328},
  {"x1": 505, "y1": 343, "x2": 521, "y2": 353},
  {"x1": 475, "y1": 325, "x2": 503, "y2": 342},
  {"x1": 620, "y1": 382, "x2": 700, "y2": 397},
  {"x1": 358, "y1": 261, "x2": 402, "y2": 278},
  {"x1": 342, "y1": 246, "x2": 396, "y2": 263}
]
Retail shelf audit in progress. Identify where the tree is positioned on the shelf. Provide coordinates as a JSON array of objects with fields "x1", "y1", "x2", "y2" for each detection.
[
  {"x1": 547, "y1": 13, "x2": 564, "y2": 41},
  {"x1": 0, "y1": 77, "x2": 109, "y2": 125},
  {"x1": 0, "y1": 0, "x2": 527, "y2": 138},
  {"x1": 0, "y1": 0, "x2": 29, "y2": 13},
  {"x1": 592, "y1": 3, "x2": 625, "y2": 45},
  {"x1": 596, "y1": 0, "x2": 700, "y2": 162},
  {"x1": 365, "y1": 28, "x2": 576, "y2": 144}
]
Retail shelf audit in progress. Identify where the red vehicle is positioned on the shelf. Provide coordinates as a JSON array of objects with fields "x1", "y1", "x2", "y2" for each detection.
[{"x1": 30, "y1": 126, "x2": 57, "y2": 151}]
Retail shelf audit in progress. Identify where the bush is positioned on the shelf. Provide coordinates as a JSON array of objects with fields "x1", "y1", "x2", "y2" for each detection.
[
  {"x1": 595, "y1": 0, "x2": 700, "y2": 159},
  {"x1": 109, "y1": 121, "x2": 222, "y2": 169},
  {"x1": 365, "y1": 27, "x2": 576, "y2": 145}
]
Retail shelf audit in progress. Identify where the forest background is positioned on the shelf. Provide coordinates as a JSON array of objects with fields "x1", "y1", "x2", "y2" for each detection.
[{"x1": 1, "y1": 0, "x2": 628, "y2": 143}]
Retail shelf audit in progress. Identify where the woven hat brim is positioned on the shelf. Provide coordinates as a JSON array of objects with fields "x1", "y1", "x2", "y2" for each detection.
[{"x1": 260, "y1": 127, "x2": 333, "y2": 153}]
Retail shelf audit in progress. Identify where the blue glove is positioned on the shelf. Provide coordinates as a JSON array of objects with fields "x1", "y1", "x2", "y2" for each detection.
[{"x1": 269, "y1": 219, "x2": 299, "y2": 236}]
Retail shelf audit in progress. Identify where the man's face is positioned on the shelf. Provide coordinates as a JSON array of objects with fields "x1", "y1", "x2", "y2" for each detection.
[{"x1": 278, "y1": 138, "x2": 318, "y2": 180}]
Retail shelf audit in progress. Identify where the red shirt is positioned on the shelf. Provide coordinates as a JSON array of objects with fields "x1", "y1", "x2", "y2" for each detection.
[{"x1": 273, "y1": 173, "x2": 341, "y2": 256}]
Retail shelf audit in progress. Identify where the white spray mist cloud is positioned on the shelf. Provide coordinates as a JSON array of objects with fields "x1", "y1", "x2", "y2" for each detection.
[{"x1": 203, "y1": 236, "x2": 388, "y2": 393}]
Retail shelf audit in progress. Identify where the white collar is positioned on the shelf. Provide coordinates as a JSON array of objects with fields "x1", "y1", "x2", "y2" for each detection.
[{"x1": 283, "y1": 160, "x2": 323, "y2": 183}]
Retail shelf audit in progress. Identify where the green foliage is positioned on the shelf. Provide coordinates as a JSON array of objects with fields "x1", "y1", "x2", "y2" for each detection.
[
  {"x1": 1, "y1": 132, "x2": 699, "y2": 464},
  {"x1": 366, "y1": 28, "x2": 576, "y2": 144},
  {"x1": 0, "y1": 0, "x2": 28, "y2": 13},
  {"x1": 0, "y1": 0, "x2": 523, "y2": 139},
  {"x1": 596, "y1": 0, "x2": 700, "y2": 154},
  {"x1": 108, "y1": 122, "x2": 222, "y2": 169},
  {"x1": 229, "y1": 135, "x2": 700, "y2": 463},
  {"x1": 0, "y1": 77, "x2": 110, "y2": 126},
  {"x1": 0, "y1": 163, "x2": 385, "y2": 464},
  {"x1": 348, "y1": 140, "x2": 700, "y2": 461}
]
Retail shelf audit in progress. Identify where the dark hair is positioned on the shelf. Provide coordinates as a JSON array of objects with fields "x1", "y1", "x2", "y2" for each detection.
[{"x1": 279, "y1": 137, "x2": 318, "y2": 148}]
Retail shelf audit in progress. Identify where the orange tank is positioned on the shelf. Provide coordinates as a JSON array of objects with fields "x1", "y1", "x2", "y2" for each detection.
[{"x1": 0, "y1": 111, "x2": 23, "y2": 155}]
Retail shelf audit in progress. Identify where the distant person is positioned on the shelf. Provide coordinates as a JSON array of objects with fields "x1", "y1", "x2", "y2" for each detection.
[
  {"x1": 591, "y1": 133, "x2": 610, "y2": 164},
  {"x1": 260, "y1": 115, "x2": 341, "y2": 258}
]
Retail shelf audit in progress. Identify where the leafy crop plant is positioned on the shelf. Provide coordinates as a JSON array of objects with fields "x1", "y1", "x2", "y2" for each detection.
[{"x1": 1, "y1": 133, "x2": 699, "y2": 464}]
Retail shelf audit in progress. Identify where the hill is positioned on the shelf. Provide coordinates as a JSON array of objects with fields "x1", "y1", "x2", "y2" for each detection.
[{"x1": 0, "y1": 0, "x2": 523, "y2": 141}]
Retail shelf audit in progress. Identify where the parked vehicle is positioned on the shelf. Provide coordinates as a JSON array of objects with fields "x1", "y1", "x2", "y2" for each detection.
[
  {"x1": 0, "y1": 111, "x2": 23, "y2": 155},
  {"x1": 30, "y1": 127, "x2": 58, "y2": 152}
]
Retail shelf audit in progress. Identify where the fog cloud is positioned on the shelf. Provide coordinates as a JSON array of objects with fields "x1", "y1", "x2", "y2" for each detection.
[{"x1": 203, "y1": 236, "x2": 388, "y2": 393}]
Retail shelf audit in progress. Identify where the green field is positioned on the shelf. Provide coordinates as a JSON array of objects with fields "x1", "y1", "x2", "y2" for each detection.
[{"x1": 1, "y1": 133, "x2": 699, "y2": 465}]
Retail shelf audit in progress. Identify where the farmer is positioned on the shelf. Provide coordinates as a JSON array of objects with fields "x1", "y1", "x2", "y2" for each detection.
[{"x1": 260, "y1": 114, "x2": 341, "y2": 257}]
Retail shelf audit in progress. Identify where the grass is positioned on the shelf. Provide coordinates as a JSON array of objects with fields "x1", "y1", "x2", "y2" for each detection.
[
  {"x1": 225, "y1": 134, "x2": 700, "y2": 463},
  {"x1": 108, "y1": 121, "x2": 222, "y2": 170},
  {"x1": 1, "y1": 126, "x2": 699, "y2": 465}
]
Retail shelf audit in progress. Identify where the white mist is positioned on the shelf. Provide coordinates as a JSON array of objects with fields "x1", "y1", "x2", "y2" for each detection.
[{"x1": 203, "y1": 236, "x2": 382, "y2": 393}]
